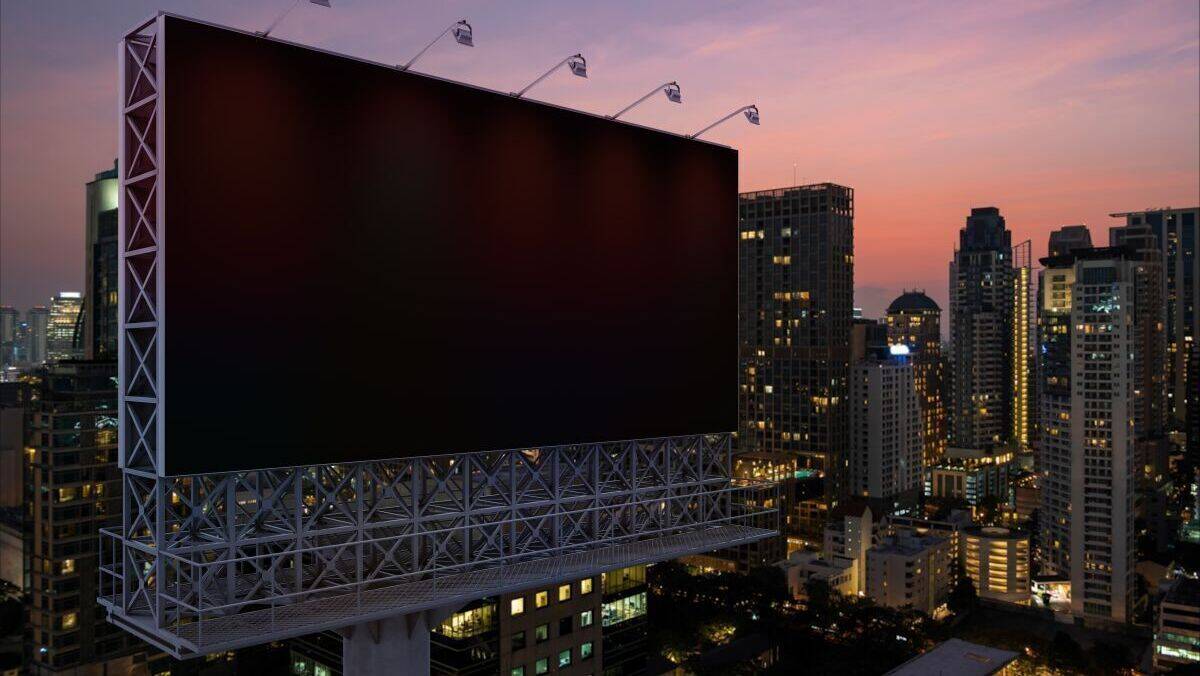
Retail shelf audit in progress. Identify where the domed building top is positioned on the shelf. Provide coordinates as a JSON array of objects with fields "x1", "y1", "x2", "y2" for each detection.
[{"x1": 887, "y1": 290, "x2": 940, "y2": 313}]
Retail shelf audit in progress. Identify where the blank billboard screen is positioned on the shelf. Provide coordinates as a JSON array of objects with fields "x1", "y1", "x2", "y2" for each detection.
[{"x1": 160, "y1": 16, "x2": 737, "y2": 475}]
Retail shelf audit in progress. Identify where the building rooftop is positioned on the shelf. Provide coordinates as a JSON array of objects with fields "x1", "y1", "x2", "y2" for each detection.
[
  {"x1": 873, "y1": 532, "x2": 947, "y2": 557},
  {"x1": 887, "y1": 290, "x2": 940, "y2": 313},
  {"x1": 964, "y1": 525, "x2": 1028, "y2": 541},
  {"x1": 885, "y1": 639, "x2": 1019, "y2": 676},
  {"x1": 1164, "y1": 577, "x2": 1200, "y2": 608}
]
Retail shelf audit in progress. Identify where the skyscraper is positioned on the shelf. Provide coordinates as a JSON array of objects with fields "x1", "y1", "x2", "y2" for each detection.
[
  {"x1": 886, "y1": 291, "x2": 946, "y2": 467},
  {"x1": 84, "y1": 162, "x2": 119, "y2": 360},
  {"x1": 26, "y1": 361, "x2": 146, "y2": 672},
  {"x1": 1108, "y1": 220, "x2": 1169, "y2": 477},
  {"x1": 848, "y1": 346, "x2": 923, "y2": 509},
  {"x1": 26, "y1": 306, "x2": 49, "y2": 365},
  {"x1": 1038, "y1": 243, "x2": 1138, "y2": 624},
  {"x1": 46, "y1": 292, "x2": 83, "y2": 362},
  {"x1": 1012, "y1": 240, "x2": 1034, "y2": 450},
  {"x1": 1109, "y1": 207, "x2": 1198, "y2": 423},
  {"x1": 739, "y1": 183, "x2": 854, "y2": 532},
  {"x1": 0, "y1": 307, "x2": 17, "y2": 367},
  {"x1": 949, "y1": 207, "x2": 1015, "y2": 451}
]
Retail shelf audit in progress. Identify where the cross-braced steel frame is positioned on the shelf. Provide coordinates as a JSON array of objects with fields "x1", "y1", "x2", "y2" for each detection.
[{"x1": 101, "y1": 14, "x2": 777, "y2": 660}]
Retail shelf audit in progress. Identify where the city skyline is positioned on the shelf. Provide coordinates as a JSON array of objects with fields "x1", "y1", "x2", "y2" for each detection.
[{"x1": 2, "y1": 0, "x2": 1198, "y2": 314}]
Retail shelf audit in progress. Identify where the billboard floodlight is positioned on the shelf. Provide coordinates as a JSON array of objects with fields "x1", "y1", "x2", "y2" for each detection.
[
  {"x1": 691, "y1": 104, "x2": 760, "y2": 139},
  {"x1": 515, "y1": 53, "x2": 587, "y2": 98},
  {"x1": 611, "y1": 81, "x2": 681, "y2": 120},
  {"x1": 402, "y1": 20, "x2": 474, "y2": 71}
]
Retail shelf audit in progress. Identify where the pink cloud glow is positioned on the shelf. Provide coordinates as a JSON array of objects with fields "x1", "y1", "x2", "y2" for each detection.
[{"x1": 2, "y1": 0, "x2": 1197, "y2": 317}]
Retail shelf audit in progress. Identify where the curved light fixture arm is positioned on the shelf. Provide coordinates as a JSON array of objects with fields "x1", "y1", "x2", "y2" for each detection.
[
  {"x1": 611, "y1": 82, "x2": 679, "y2": 119},
  {"x1": 691, "y1": 104, "x2": 758, "y2": 139},
  {"x1": 516, "y1": 54, "x2": 583, "y2": 98},
  {"x1": 262, "y1": 0, "x2": 329, "y2": 37},
  {"x1": 262, "y1": 0, "x2": 302, "y2": 37},
  {"x1": 402, "y1": 20, "x2": 470, "y2": 71}
]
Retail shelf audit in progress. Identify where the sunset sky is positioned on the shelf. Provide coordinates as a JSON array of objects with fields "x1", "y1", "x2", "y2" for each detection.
[{"x1": 2, "y1": 0, "x2": 1197, "y2": 317}]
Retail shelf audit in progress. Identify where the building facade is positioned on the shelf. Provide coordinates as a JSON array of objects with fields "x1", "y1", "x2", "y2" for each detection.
[
  {"x1": 45, "y1": 293, "x2": 83, "y2": 362},
  {"x1": 886, "y1": 291, "x2": 947, "y2": 468},
  {"x1": 423, "y1": 566, "x2": 647, "y2": 676},
  {"x1": 949, "y1": 207, "x2": 1015, "y2": 452},
  {"x1": 84, "y1": 162, "x2": 119, "y2": 360},
  {"x1": 925, "y1": 447, "x2": 1014, "y2": 506},
  {"x1": 25, "y1": 361, "x2": 145, "y2": 673},
  {"x1": 848, "y1": 349, "x2": 922, "y2": 509},
  {"x1": 1038, "y1": 246, "x2": 1138, "y2": 624},
  {"x1": 27, "y1": 307, "x2": 49, "y2": 366},
  {"x1": 1110, "y1": 207, "x2": 1198, "y2": 423},
  {"x1": 739, "y1": 184, "x2": 854, "y2": 533},
  {"x1": 1154, "y1": 576, "x2": 1200, "y2": 670},
  {"x1": 0, "y1": 307, "x2": 17, "y2": 368},
  {"x1": 866, "y1": 532, "x2": 953, "y2": 615},
  {"x1": 962, "y1": 526, "x2": 1029, "y2": 605}
]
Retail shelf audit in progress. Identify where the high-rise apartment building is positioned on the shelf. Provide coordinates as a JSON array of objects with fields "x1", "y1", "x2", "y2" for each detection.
[
  {"x1": 1108, "y1": 221, "x2": 1169, "y2": 478},
  {"x1": 84, "y1": 162, "x2": 119, "y2": 359},
  {"x1": 1037, "y1": 227, "x2": 1082, "y2": 577},
  {"x1": 739, "y1": 184, "x2": 854, "y2": 532},
  {"x1": 949, "y1": 207, "x2": 1015, "y2": 451},
  {"x1": 46, "y1": 292, "x2": 83, "y2": 362},
  {"x1": 27, "y1": 307, "x2": 49, "y2": 365},
  {"x1": 848, "y1": 347, "x2": 922, "y2": 509},
  {"x1": 886, "y1": 291, "x2": 946, "y2": 467},
  {"x1": 1109, "y1": 207, "x2": 1198, "y2": 423},
  {"x1": 1189, "y1": 345, "x2": 1199, "y2": 462},
  {"x1": 0, "y1": 307, "x2": 17, "y2": 367},
  {"x1": 1011, "y1": 240, "x2": 1034, "y2": 449},
  {"x1": 1038, "y1": 245, "x2": 1137, "y2": 624},
  {"x1": 26, "y1": 360, "x2": 146, "y2": 673}
]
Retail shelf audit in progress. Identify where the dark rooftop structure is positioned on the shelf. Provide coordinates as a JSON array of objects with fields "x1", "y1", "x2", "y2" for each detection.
[
  {"x1": 887, "y1": 290, "x2": 940, "y2": 313},
  {"x1": 885, "y1": 639, "x2": 1018, "y2": 676}
]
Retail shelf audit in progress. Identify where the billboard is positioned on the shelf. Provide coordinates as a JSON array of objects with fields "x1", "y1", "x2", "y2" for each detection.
[{"x1": 156, "y1": 16, "x2": 737, "y2": 474}]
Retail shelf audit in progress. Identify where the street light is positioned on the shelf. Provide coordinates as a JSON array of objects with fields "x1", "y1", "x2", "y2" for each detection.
[
  {"x1": 400, "y1": 20, "x2": 473, "y2": 71},
  {"x1": 610, "y1": 82, "x2": 681, "y2": 119},
  {"x1": 514, "y1": 54, "x2": 587, "y2": 98},
  {"x1": 260, "y1": 0, "x2": 330, "y2": 38},
  {"x1": 690, "y1": 105, "x2": 759, "y2": 139}
]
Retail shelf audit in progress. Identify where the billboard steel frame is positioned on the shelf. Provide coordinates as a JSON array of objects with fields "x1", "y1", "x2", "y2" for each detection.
[{"x1": 103, "y1": 14, "x2": 776, "y2": 660}]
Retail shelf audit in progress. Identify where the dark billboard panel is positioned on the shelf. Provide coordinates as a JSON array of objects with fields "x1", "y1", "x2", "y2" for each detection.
[{"x1": 160, "y1": 16, "x2": 737, "y2": 474}]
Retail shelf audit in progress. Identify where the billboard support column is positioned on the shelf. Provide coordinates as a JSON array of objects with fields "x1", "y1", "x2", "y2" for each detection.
[{"x1": 341, "y1": 607, "x2": 455, "y2": 676}]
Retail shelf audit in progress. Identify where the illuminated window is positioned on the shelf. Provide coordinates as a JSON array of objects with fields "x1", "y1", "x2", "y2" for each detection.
[
  {"x1": 510, "y1": 597, "x2": 525, "y2": 616},
  {"x1": 535, "y1": 590, "x2": 549, "y2": 608},
  {"x1": 535, "y1": 658, "x2": 549, "y2": 675},
  {"x1": 558, "y1": 649, "x2": 571, "y2": 668},
  {"x1": 602, "y1": 592, "x2": 647, "y2": 626},
  {"x1": 581, "y1": 641, "x2": 594, "y2": 660},
  {"x1": 511, "y1": 668, "x2": 525, "y2": 676},
  {"x1": 57, "y1": 487, "x2": 78, "y2": 503},
  {"x1": 580, "y1": 610, "x2": 593, "y2": 627},
  {"x1": 61, "y1": 559, "x2": 76, "y2": 574},
  {"x1": 438, "y1": 603, "x2": 496, "y2": 639},
  {"x1": 61, "y1": 612, "x2": 77, "y2": 630},
  {"x1": 535, "y1": 624, "x2": 549, "y2": 643},
  {"x1": 558, "y1": 584, "x2": 571, "y2": 602},
  {"x1": 580, "y1": 578, "x2": 593, "y2": 595}
]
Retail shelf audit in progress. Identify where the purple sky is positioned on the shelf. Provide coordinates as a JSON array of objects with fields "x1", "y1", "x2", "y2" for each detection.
[{"x1": 2, "y1": 0, "x2": 1197, "y2": 318}]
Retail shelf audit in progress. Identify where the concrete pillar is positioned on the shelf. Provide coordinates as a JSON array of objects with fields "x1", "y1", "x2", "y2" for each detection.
[{"x1": 341, "y1": 607, "x2": 454, "y2": 676}]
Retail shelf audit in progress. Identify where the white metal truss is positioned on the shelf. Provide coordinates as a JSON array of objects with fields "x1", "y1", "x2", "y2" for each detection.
[{"x1": 106, "y1": 14, "x2": 778, "y2": 660}]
